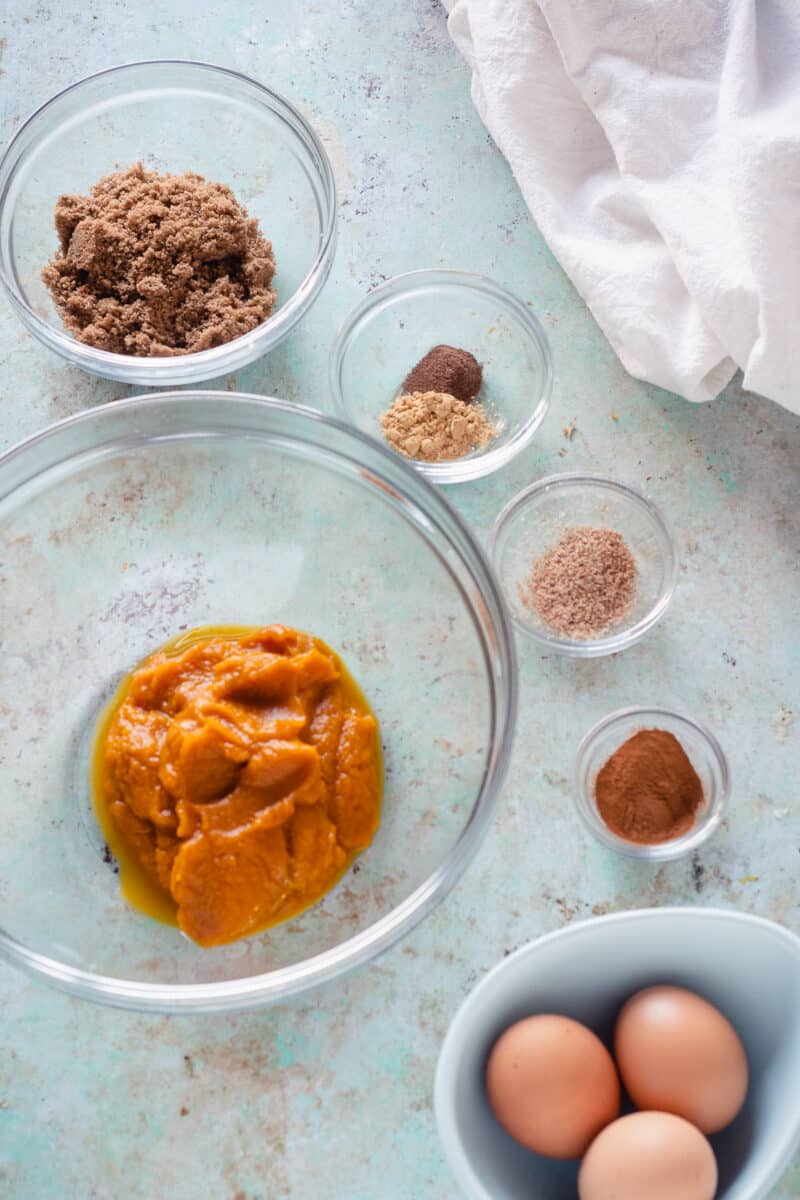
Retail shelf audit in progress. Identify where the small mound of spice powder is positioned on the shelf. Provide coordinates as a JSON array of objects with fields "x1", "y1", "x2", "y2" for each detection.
[
  {"x1": 380, "y1": 390, "x2": 496, "y2": 462},
  {"x1": 402, "y1": 344, "x2": 483, "y2": 403},
  {"x1": 521, "y1": 525, "x2": 638, "y2": 639},
  {"x1": 595, "y1": 729, "x2": 704, "y2": 844}
]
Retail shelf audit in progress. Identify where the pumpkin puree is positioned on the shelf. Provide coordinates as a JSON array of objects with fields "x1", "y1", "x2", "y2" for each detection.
[{"x1": 93, "y1": 625, "x2": 382, "y2": 947}]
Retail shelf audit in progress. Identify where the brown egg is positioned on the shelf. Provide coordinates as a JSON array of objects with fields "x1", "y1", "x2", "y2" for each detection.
[
  {"x1": 578, "y1": 1112, "x2": 718, "y2": 1200},
  {"x1": 485, "y1": 1014, "x2": 620, "y2": 1159},
  {"x1": 614, "y1": 985, "x2": 748, "y2": 1134}
]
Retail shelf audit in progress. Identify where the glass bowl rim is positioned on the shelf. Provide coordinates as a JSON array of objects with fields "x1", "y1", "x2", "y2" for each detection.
[
  {"x1": 573, "y1": 704, "x2": 730, "y2": 861},
  {"x1": 0, "y1": 59, "x2": 337, "y2": 375},
  {"x1": 328, "y1": 268, "x2": 553, "y2": 484},
  {"x1": 0, "y1": 390, "x2": 518, "y2": 1011},
  {"x1": 488, "y1": 471, "x2": 678, "y2": 656}
]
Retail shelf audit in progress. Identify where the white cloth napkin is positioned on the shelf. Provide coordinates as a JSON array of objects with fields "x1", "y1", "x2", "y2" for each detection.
[{"x1": 444, "y1": 0, "x2": 800, "y2": 412}]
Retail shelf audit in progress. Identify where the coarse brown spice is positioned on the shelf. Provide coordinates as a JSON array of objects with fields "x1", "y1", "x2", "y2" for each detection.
[
  {"x1": 380, "y1": 390, "x2": 496, "y2": 462},
  {"x1": 522, "y1": 525, "x2": 638, "y2": 638},
  {"x1": 42, "y1": 163, "x2": 277, "y2": 356},
  {"x1": 595, "y1": 729, "x2": 704, "y2": 844}
]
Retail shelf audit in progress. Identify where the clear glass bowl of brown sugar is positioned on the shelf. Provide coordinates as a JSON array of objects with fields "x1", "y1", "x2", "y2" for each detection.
[
  {"x1": 574, "y1": 706, "x2": 730, "y2": 862},
  {"x1": 0, "y1": 61, "x2": 336, "y2": 385}
]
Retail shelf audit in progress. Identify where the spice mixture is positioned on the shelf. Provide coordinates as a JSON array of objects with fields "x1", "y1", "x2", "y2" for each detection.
[
  {"x1": 402, "y1": 344, "x2": 483, "y2": 402},
  {"x1": 42, "y1": 163, "x2": 277, "y2": 356},
  {"x1": 595, "y1": 729, "x2": 704, "y2": 844},
  {"x1": 380, "y1": 390, "x2": 496, "y2": 462},
  {"x1": 522, "y1": 525, "x2": 638, "y2": 638}
]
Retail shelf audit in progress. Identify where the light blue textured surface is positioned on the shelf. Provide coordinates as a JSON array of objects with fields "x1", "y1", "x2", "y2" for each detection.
[{"x1": 1, "y1": 3, "x2": 799, "y2": 1197}]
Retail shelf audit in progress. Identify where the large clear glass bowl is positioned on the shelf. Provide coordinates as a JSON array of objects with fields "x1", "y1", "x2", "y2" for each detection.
[
  {"x1": 0, "y1": 393, "x2": 516, "y2": 1012},
  {"x1": 0, "y1": 61, "x2": 336, "y2": 384}
]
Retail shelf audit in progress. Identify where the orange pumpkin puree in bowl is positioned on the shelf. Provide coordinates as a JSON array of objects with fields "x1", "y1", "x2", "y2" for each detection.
[{"x1": 92, "y1": 625, "x2": 382, "y2": 947}]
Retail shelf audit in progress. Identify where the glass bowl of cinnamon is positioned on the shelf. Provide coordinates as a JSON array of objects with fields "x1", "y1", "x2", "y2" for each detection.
[
  {"x1": 574, "y1": 706, "x2": 730, "y2": 862},
  {"x1": 489, "y1": 473, "x2": 678, "y2": 656}
]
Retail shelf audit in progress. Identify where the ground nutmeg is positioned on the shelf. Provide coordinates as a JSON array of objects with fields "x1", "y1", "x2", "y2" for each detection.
[
  {"x1": 402, "y1": 344, "x2": 482, "y2": 403},
  {"x1": 595, "y1": 729, "x2": 704, "y2": 844}
]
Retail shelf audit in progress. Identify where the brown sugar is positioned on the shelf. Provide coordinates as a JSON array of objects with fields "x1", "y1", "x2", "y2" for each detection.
[
  {"x1": 380, "y1": 390, "x2": 496, "y2": 462},
  {"x1": 595, "y1": 729, "x2": 704, "y2": 844},
  {"x1": 522, "y1": 525, "x2": 638, "y2": 639},
  {"x1": 42, "y1": 163, "x2": 277, "y2": 356},
  {"x1": 402, "y1": 345, "x2": 483, "y2": 402}
]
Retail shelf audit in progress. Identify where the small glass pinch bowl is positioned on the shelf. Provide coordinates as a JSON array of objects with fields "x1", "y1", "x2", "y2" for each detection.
[
  {"x1": 329, "y1": 269, "x2": 552, "y2": 484},
  {"x1": 574, "y1": 706, "x2": 730, "y2": 862},
  {"x1": 0, "y1": 392, "x2": 516, "y2": 1012},
  {"x1": 0, "y1": 60, "x2": 336, "y2": 384},
  {"x1": 489, "y1": 473, "x2": 677, "y2": 656}
]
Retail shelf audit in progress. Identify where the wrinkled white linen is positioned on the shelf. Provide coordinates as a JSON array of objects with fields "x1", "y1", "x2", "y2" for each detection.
[{"x1": 444, "y1": 0, "x2": 800, "y2": 410}]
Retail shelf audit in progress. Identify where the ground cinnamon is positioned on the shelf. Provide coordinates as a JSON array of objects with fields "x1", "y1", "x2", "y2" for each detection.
[{"x1": 595, "y1": 729, "x2": 703, "y2": 844}]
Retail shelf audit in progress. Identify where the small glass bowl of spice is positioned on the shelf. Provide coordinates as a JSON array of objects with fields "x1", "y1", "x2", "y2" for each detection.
[
  {"x1": 490, "y1": 473, "x2": 677, "y2": 656},
  {"x1": 574, "y1": 706, "x2": 730, "y2": 861},
  {"x1": 330, "y1": 269, "x2": 552, "y2": 484}
]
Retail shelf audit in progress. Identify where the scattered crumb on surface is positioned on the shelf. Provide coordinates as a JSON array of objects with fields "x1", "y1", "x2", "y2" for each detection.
[{"x1": 774, "y1": 705, "x2": 793, "y2": 743}]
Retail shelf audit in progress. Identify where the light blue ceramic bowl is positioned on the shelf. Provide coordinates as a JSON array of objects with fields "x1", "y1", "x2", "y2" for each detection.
[{"x1": 435, "y1": 908, "x2": 800, "y2": 1200}]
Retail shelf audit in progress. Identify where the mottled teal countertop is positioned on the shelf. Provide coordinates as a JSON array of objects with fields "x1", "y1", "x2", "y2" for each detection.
[{"x1": 1, "y1": 3, "x2": 799, "y2": 1197}]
